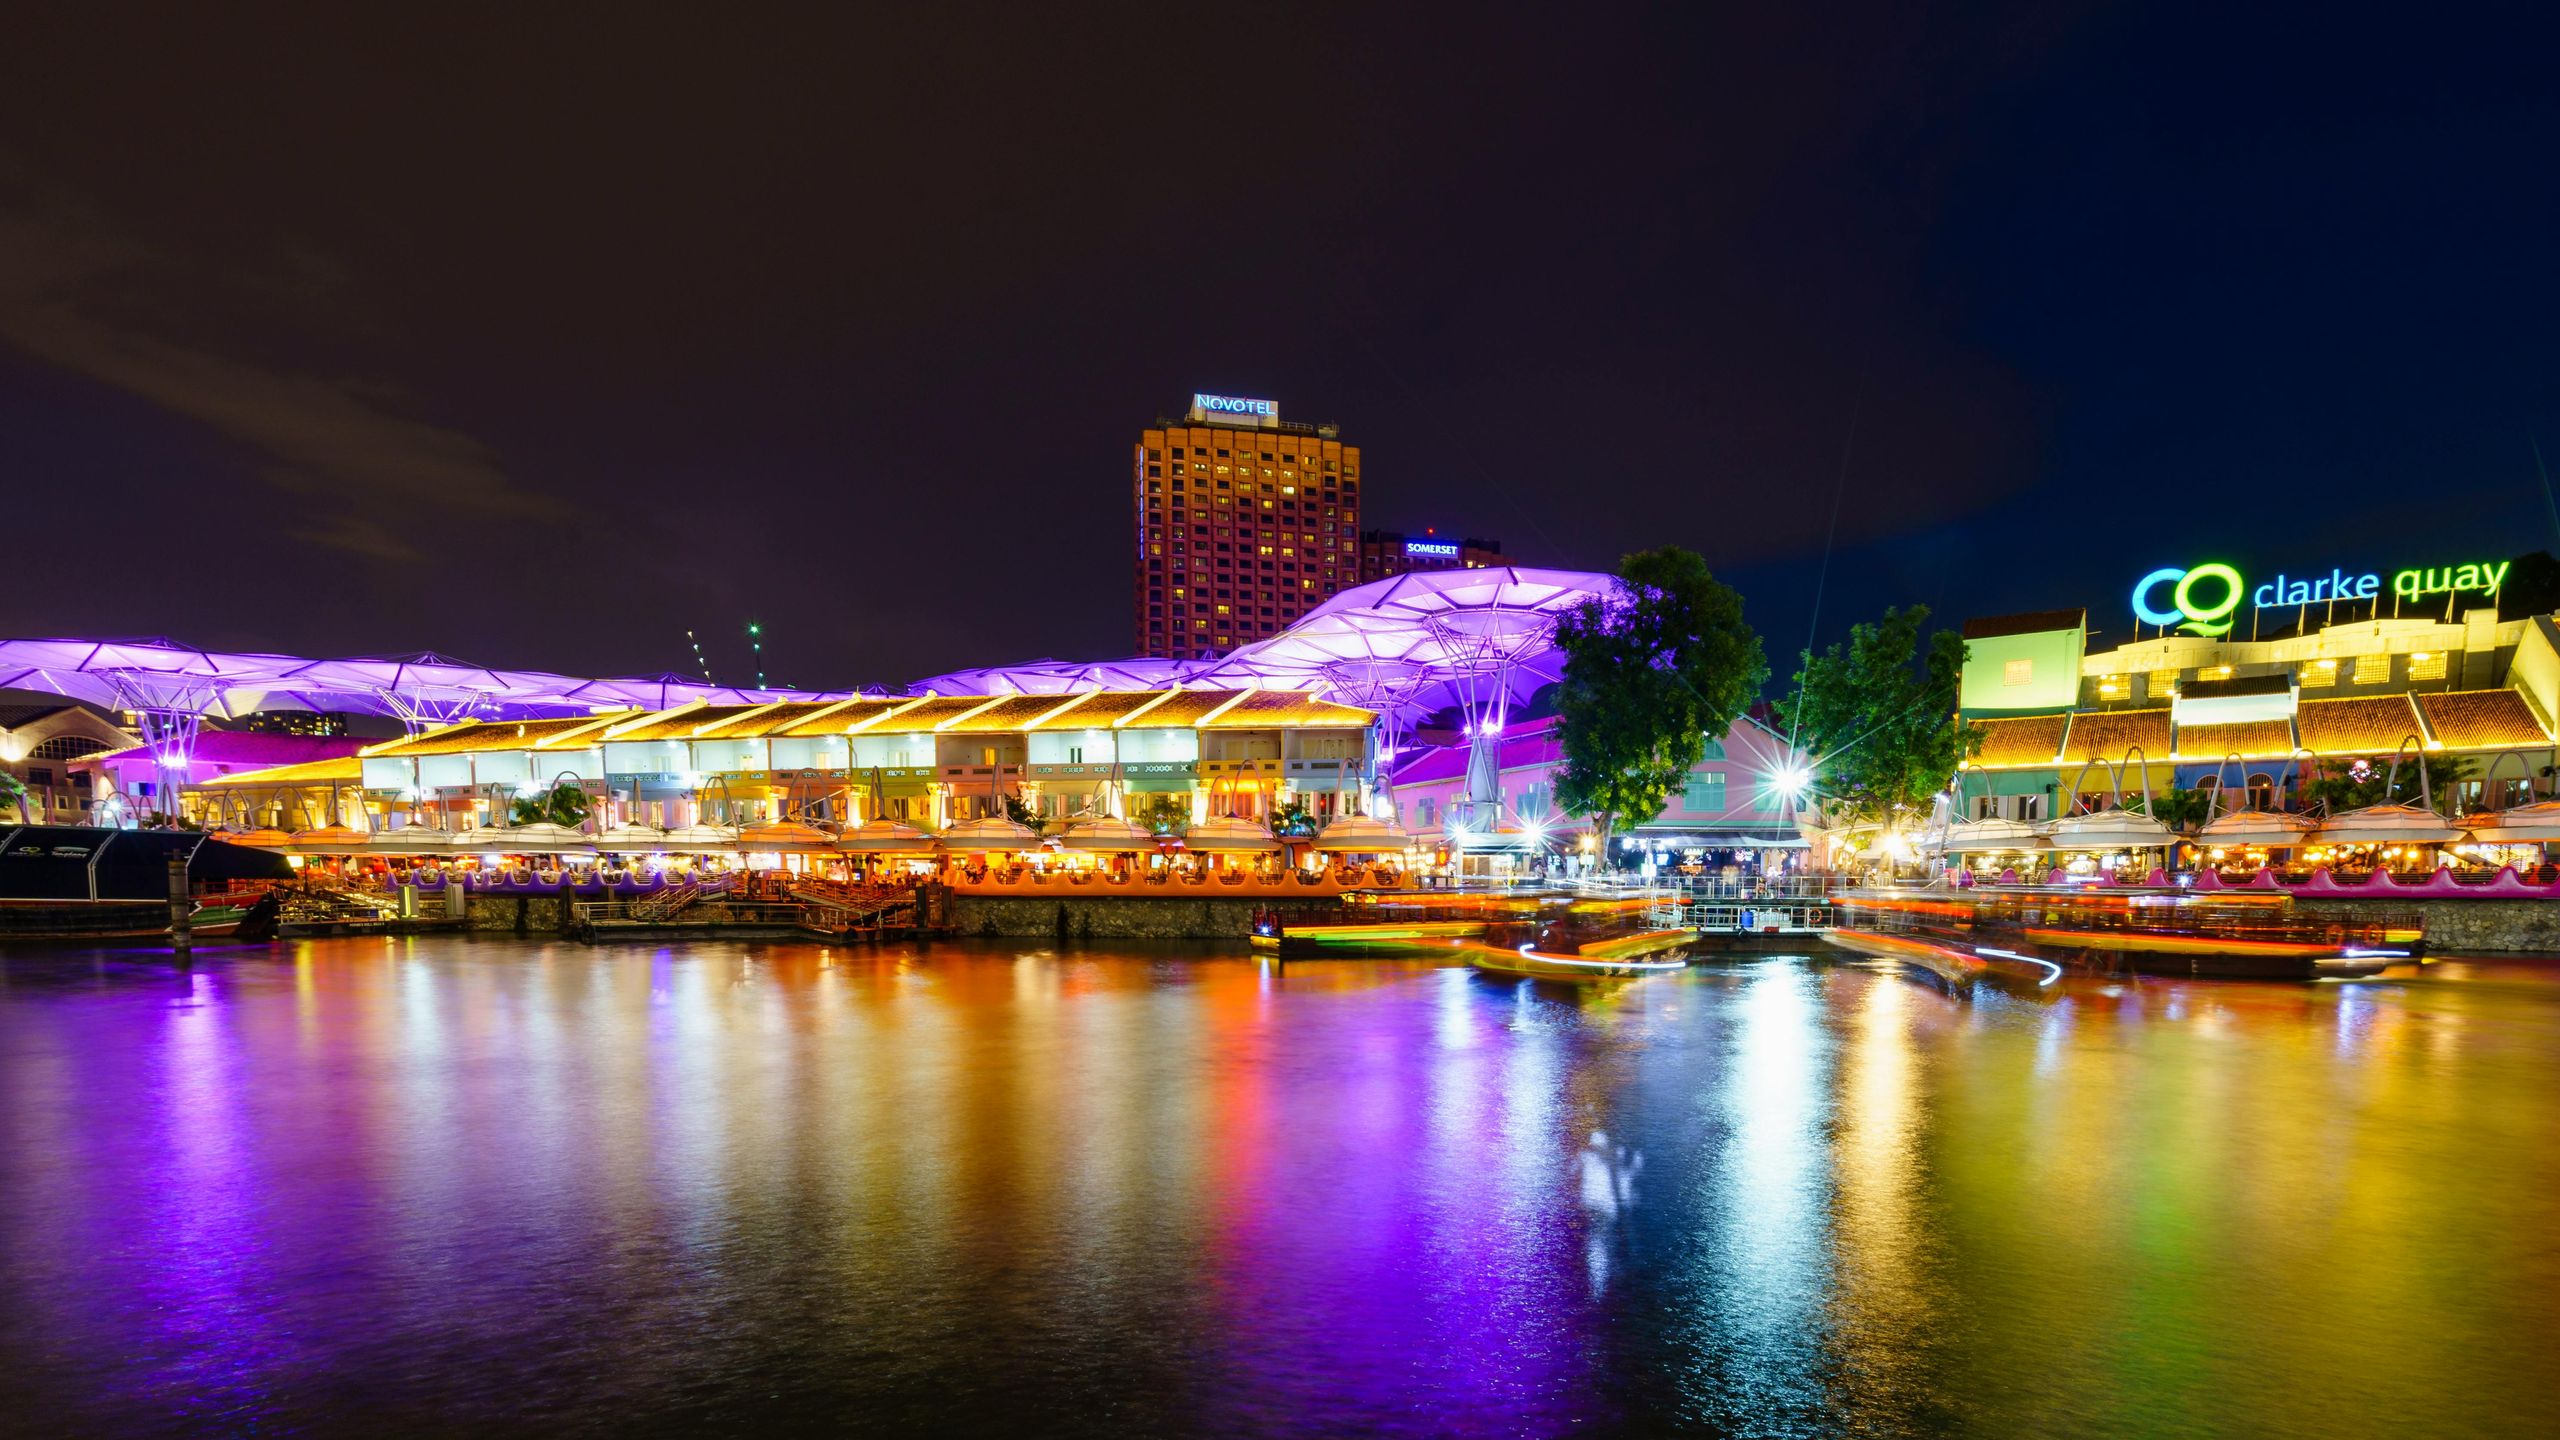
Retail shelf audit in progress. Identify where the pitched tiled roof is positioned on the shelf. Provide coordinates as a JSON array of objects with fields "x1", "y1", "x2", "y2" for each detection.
[
  {"x1": 1969, "y1": 714, "x2": 2067, "y2": 768},
  {"x1": 599, "y1": 704, "x2": 760, "y2": 742},
  {"x1": 2416, "y1": 689, "x2": 2551, "y2": 750},
  {"x1": 1201, "y1": 690, "x2": 1375, "y2": 726},
  {"x1": 1035, "y1": 690, "x2": 1170, "y2": 727},
  {"x1": 941, "y1": 693, "x2": 1085, "y2": 732},
  {"x1": 2295, "y1": 696, "x2": 2422, "y2": 755},
  {"x1": 195, "y1": 756, "x2": 365, "y2": 788},
  {"x1": 2175, "y1": 719, "x2": 2296, "y2": 758},
  {"x1": 2061, "y1": 708, "x2": 2171, "y2": 763},
  {"x1": 853, "y1": 696, "x2": 995, "y2": 733},
  {"x1": 1121, "y1": 690, "x2": 1244, "y2": 728},
  {"x1": 363, "y1": 714, "x2": 628, "y2": 756},
  {"x1": 0, "y1": 703, "x2": 73, "y2": 730}
]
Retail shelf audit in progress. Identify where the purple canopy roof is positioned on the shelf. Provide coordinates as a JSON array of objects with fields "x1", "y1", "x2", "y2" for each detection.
[
  {"x1": 912, "y1": 567, "x2": 1618, "y2": 726},
  {"x1": 10, "y1": 567, "x2": 1618, "y2": 733},
  {"x1": 0, "y1": 638, "x2": 848, "y2": 722}
]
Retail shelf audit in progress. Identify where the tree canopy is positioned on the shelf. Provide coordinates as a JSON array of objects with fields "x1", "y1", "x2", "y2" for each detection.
[
  {"x1": 1552, "y1": 547, "x2": 1766, "y2": 841},
  {"x1": 1774, "y1": 605, "x2": 1976, "y2": 828}
]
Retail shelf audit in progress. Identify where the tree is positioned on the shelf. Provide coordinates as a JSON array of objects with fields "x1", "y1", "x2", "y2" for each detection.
[
  {"x1": 1774, "y1": 606, "x2": 1977, "y2": 829},
  {"x1": 1265, "y1": 800, "x2": 1318, "y2": 840},
  {"x1": 1552, "y1": 547, "x2": 1767, "y2": 848},
  {"x1": 511, "y1": 780, "x2": 591, "y2": 829},
  {"x1": 1001, "y1": 794, "x2": 1049, "y2": 837},
  {"x1": 2302, "y1": 753, "x2": 2469, "y2": 814},
  {"x1": 2127, "y1": 784, "x2": 2215, "y2": 830},
  {"x1": 1133, "y1": 795, "x2": 1189, "y2": 836},
  {"x1": 0, "y1": 772, "x2": 28, "y2": 824}
]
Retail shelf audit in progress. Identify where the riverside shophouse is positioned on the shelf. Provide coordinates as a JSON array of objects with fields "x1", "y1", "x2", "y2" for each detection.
[
  {"x1": 1387, "y1": 713, "x2": 1811, "y2": 870},
  {"x1": 342, "y1": 688, "x2": 1376, "y2": 833},
  {"x1": 1958, "y1": 553, "x2": 2560, "y2": 823}
]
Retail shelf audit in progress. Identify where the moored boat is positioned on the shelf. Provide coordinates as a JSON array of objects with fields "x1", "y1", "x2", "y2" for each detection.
[
  {"x1": 1462, "y1": 938, "x2": 1689, "y2": 984},
  {"x1": 1828, "y1": 884, "x2": 2423, "y2": 981},
  {"x1": 0, "y1": 825, "x2": 293, "y2": 944}
]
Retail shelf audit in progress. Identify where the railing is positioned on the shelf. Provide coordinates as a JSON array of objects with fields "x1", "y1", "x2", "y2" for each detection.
[{"x1": 628, "y1": 881, "x2": 703, "y2": 921}]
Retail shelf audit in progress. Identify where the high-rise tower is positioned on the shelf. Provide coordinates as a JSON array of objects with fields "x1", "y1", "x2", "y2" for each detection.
[{"x1": 1133, "y1": 393, "x2": 1360, "y2": 659}]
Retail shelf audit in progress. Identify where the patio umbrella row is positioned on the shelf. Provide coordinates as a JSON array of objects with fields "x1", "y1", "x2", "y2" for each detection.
[
  {"x1": 1939, "y1": 797, "x2": 2560, "y2": 853},
  {"x1": 212, "y1": 812, "x2": 1414, "y2": 858}
]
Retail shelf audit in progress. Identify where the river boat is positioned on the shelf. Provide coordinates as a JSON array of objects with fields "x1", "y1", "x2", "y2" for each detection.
[
  {"x1": 1462, "y1": 938, "x2": 1690, "y2": 984},
  {"x1": 0, "y1": 825, "x2": 292, "y2": 944},
  {"x1": 1249, "y1": 891, "x2": 1555, "y2": 954},
  {"x1": 1827, "y1": 884, "x2": 2424, "y2": 982}
]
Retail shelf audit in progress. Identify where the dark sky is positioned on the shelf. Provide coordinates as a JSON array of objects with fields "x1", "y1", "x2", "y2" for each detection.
[{"x1": 5, "y1": 4, "x2": 2558, "y2": 690}]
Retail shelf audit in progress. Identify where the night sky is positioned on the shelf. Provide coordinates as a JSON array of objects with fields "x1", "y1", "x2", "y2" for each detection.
[{"x1": 5, "y1": 5, "x2": 2559, "y2": 691}]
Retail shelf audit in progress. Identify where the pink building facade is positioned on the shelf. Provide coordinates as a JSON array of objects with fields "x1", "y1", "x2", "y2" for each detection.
[{"x1": 1385, "y1": 712, "x2": 1809, "y2": 859}]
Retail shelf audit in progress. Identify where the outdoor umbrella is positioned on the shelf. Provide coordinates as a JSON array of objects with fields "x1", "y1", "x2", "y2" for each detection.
[
  {"x1": 2196, "y1": 810, "x2": 2319, "y2": 849},
  {"x1": 1182, "y1": 816, "x2": 1279, "y2": 853},
  {"x1": 2311, "y1": 803, "x2": 2467, "y2": 847},
  {"x1": 1310, "y1": 814, "x2": 1414, "y2": 853},
  {"x1": 1060, "y1": 815, "x2": 1155, "y2": 852},
  {"x1": 2456, "y1": 799, "x2": 2560, "y2": 844},
  {"x1": 937, "y1": 815, "x2": 1040, "y2": 853},
  {"x1": 1938, "y1": 817, "x2": 2050, "y2": 852},
  {"x1": 2045, "y1": 809, "x2": 2176, "y2": 850},
  {"x1": 736, "y1": 820, "x2": 837, "y2": 854},
  {"x1": 837, "y1": 818, "x2": 934, "y2": 853}
]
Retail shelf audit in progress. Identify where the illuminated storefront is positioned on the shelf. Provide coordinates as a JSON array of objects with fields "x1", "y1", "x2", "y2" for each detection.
[{"x1": 1958, "y1": 555, "x2": 2559, "y2": 832}]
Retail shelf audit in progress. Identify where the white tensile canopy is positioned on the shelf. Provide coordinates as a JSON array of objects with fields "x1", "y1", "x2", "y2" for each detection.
[
  {"x1": 1309, "y1": 814, "x2": 1414, "y2": 853},
  {"x1": 938, "y1": 815, "x2": 1041, "y2": 853},
  {"x1": 2196, "y1": 809, "x2": 2320, "y2": 848},
  {"x1": 1059, "y1": 816, "x2": 1156, "y2": 852},
  {"x1": 2457, "y1": 798, "x2": 2560, "y2": 844},
  {"x1": 2313, "y1": 803, "x2": 2468, "y2": 846},
  {"x1": 1938, "y1": 817, "x2": 2049, "y2": 852},
  {"x1": 837, "y1": 818, "x2": 935, "y2": 853},
  {"x1": 1182, "y1": 816, "x2": 1279, "y2": 853}
]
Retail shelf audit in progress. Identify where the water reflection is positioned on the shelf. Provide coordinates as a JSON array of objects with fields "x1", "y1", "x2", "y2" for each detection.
[{"x1": 0, "y1": 941, "x2": 2555, "y2": 1436}]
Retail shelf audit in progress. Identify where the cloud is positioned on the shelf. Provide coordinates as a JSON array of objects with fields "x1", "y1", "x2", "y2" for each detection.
[{"x1": 0, "y1": 197, "x2": 560, "y2": 561}]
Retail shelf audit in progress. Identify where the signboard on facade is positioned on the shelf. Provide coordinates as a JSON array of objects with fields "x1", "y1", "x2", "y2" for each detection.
[
  {"x1": 1188, "y1": 393, "x2": 1281, "y2": 426},
  {"x1": 2132, "y1": 558, "x2": 2508, "y2": 636}
]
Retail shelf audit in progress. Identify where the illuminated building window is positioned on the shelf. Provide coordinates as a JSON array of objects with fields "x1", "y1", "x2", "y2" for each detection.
[
  {"x1": 1193, "y1": 619, "x2": 1208, "y2": 631},
  {"x1": 2199, "y1": 665, "x2": 2233, "y2": 681},
  {"x1": 2408, "y1": 651, "x2": 2447, "y2": 681},
  {"x1": 1215, "y1": 604, "x2": 1230, "y2": 616},
  {"x1": 2353, "y1": 653, "x2": 2390, "y2": 685},
  {"x1": 2096, "y1": 675, "x2": 2127, "y2": 700},
  {"x1": 2299, "y1": 659, "x2": 2337, "y2": 689}
]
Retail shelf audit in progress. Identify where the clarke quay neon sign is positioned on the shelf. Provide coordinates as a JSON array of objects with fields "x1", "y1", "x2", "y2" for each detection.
[{"x1": 2132, "y1": 559, "x2": 2510, "y2": 637}]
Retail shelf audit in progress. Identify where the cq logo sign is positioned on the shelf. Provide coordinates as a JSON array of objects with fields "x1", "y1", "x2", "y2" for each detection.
[{"x1": 2131, "y1": 563, "x2": 2243, "y2": 637}]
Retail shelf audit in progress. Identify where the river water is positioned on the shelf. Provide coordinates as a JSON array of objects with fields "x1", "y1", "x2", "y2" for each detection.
[{"x1": 0, "y1": 938, "x2": 2554, "y2": 1437}]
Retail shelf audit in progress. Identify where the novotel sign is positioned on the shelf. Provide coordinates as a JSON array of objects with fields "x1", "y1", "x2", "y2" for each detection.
[
  {"x1": 2131, "y1": 558, "x2": 2510, "y2": 636},
  {"x1": 1404, "y1": 540, "x2": 1461, "y2": 558},
  {"x1": 1192, "y1": 392, "x2": 1277, "y2": 418}
]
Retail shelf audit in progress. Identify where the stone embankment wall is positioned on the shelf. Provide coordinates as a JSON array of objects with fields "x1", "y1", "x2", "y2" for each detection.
[
  {"x1": 2296, "y1": 897, "x2": 2560, "y2": 953},
  {"x1": 949, "y1": 894, "x2": 1341, "y2": 940},
  {"x1": 464, "y1": 893, "x2": 575, "y2": 934}
]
